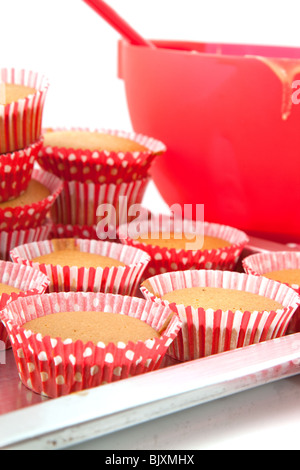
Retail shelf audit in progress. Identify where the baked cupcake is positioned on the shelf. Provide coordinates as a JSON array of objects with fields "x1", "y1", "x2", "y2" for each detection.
[
  {"x1": 10, "y1": 238, "x2": 150, "y2": 295},
  {"x1": 118, "y1": 216, "x2": 249, "y2": 279},
  {"x1": 0, "y1": 68, "x2": 49, "y2": 154},
  {"x1": 141, "y1": 269, "x2": 300, "y2": 361},
  {"x1": 0, "y1": 139, "x2": 42, "y2": 203},
  {"x1": 37, "y1": 127, "x2": 166, "y2": 184},
  {"x1": 243, "y1": 251, "x2": 300, "y2": 334},
  {"x1": 0, "y1": 291, "x2": 182, "y2": 397},
  {"x1": 0, "y1": 260, "x2": 49, "y2": 349},
  {"x1": 0, "y1": 168, "x2": 63, "y2": 231}
]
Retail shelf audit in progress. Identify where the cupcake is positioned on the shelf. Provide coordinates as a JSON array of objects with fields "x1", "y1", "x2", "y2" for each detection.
[
  {"x1": 0, "y1": 139, "x2": 43, "y2": 203},
  {"x1": 243, "y1": 251, "x2": 300, "y2": 334},
  {"x1": 118, "y1": 215, "x2": 249, "y2": 279},
  {"x1": 0, "y1": 168, "x2": 63, "y2": 231},
  {"x1": 0, "y1": 291, "x2": 182, "y2": 397},
  {"x1": 0, "y1": 68, "x2": 49, "y2": 154},
  {"x1": 141, "y1": 269, "x2": 300, "y2": 361},
  {"x1": 10, "y1": 238, "x2": 150, "y2": 295},
  {"x1": 37, "y1": 127, "x2": 166, "y2": 184},
  {"x1": 0, "y1": 260, "x2": 49, "y2": 349}
]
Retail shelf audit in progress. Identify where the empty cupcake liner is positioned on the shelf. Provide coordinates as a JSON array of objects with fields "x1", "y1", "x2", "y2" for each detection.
[
  {"x1": 10, "y1": 238, "x2": 151, "y2": 295},
  {"x1": 0, "y1": 221, "x2": 53, "y2": 261},
  {"x1": 0, "y1": 168, "x2": 63, "y2": 231},
  {"x1": 0, "y1": 261, "x2": 49, "y2": 349},
  {"x1": 243, "y1": 251, "x2": 300, "y2": 334},
  {"x1": 37, "y1": 127, "x2": 166, "y2": 184},
  {"x1": 0, "y1": 138, "x2": 43, "y2": 202},
  {"x1": 0, "y1": 291, "x2": 182, "y2": 398},
  {"x1": 141, "y1": 269, "x2": 300, "y2": 361},
  {"x1": 50, "y1": 177, "x2": 150, "y2": 227},
  {"x1": 0, "y1": 68, "x2": 49, "y2": 154},
  {"x1": 118, "y1": 216, "x2": 249, "y2": 279}
]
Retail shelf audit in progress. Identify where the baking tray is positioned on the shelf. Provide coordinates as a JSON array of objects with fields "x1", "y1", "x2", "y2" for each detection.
[{"x1": 0, "y1": 238, "x2": 299, "y2": 450}]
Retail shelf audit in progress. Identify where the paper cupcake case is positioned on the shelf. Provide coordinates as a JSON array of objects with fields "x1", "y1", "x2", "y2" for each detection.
[
  {"x1": 141, "y1": 269, "x2": 300, "y2": 362},
  {"x1": 0, "y1": 222, "x2": 53, "y2": 261},
  {"x1": 0, "y1": 68, "x2": 49, "y2": 154},
  {"x1": 49, "y1": 223, "x2": 99, "y2": 240},
  {"x1": 243, "y1": 251, "x2": 300, "y2": 334},
  {"x1": 49, "y1": 222, "x2": 120, "y2": 243},
  {"x1": 0, "y1": 168, "x2": 63, "y2": 231},
  {"x1": 118, "y1": 217, "x2": 249, "y2": 279},
  {"x1": 37, "y1": 127, "x2": 166, "y2": 184},
  {"x1": 0, "y1": 261, "x2": 49, "y2": 349},
  {"x1": 10, "y1": 238, "x2": 151, "y2": 295},
  {"x1": 0, "y1": 139, "x2": 43, "y2": 202},
  {"x1": 0, "y1": 291, "x2": 182, "y2": 398},
  {"x1": 50, "y1": 177, "x2": 150, "y2": 227}
]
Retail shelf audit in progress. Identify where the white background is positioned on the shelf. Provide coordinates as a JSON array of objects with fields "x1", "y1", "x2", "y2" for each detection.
[
  {"x1": 1, "y1": 0, "x2": 300, "y2": 450},
  {"x1": 2, "y1": 0, "x2": 300, "y2": 132}
]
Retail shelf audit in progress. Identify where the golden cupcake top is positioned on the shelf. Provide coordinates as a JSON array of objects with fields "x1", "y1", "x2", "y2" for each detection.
[
  {"x1": 0, "y1": 283, "x2": 21, "y2": 296},
  {"x1": 148, "y1": 286, "x2": 283, "y2": 313},
  {"x1": 0, "y1": 83, "x2": 37, "y2": 105},
  {"x1": 23, "y1": 310, "x2": 161, "y2": 345},
  {"x1": 262, "y1": 268, "x2": 300, "y2": 287},
  {"x1": 32, "y1": 239, "x2": 126, "y2": 269},
  {"x1": 43, "y1": 130, "x2": 149, "y2": 153},
  {"x1": 0, "y1": 180, "x2": 50, "y2": 209},
  {"x1": 136, "y1": 232, "x2": 231, "y2": 251}
]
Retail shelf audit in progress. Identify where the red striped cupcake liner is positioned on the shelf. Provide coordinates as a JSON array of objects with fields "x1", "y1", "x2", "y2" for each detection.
[
  {"x1": 0, "y1": 221, "x2": 52, "y2": 261},
  {"x1": 10, "y1": 238, "x2": 151, "y2": 295},
  {"x1": 243, "y1": 251, "x2": 300, "y2": 334},
  {"x1": 0, "y1": 139, "x2": 43, "y2": 202},
  {"x1": 118, "y1": 216, "x2": 249, "y2": 280},
  {"x1": 0, "y1": 261, "x2": 49, "y2": 349},
  {"x1": 37, "y1": 127, "x2": 166, "y2": 184},
  {"x1": 0, "y1": 292, "x2": 182, "y2": 397},
  {"x1": 141, "y1": 269, "x2": 300, "y2": 361},
  {"x1": 0, "y1": 68, "x2": 49, "y2": 154},
  {"x1": 0, "y1": 168, "x2": 63, "y2": 231},
  {"x1": 50, "y1": 177, "x2": 150, "y2": 227}
]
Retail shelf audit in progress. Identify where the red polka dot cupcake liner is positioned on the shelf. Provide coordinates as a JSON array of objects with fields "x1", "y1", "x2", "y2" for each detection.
[
  {"x1": 49, "y1": 222, "x2": 119, "y2": 243},
  {"x1": 0, "y1": 261, "x2": 49, "y2": 349},
  {"x1": 243, "y1": 251, "x2": 300, "y2": 334},
  {"x1": 49, "y1": 223, "x2": 99, "y2": 240},
  {"x1": 0, "y1": 68, "x2": 49, "y2": 154},
  {"x1": 0, "y1": 291, "x2": 182, "y2": 398},
  {"x1": 0, "y1": 221, "x2": 52, "y2": 261},
  {"x1": 50, "y1": 177, "x2": 150, "y2": 227},
  {"x1": 10, "y1": 238, "x2": 151, "y2": 295},
  {"x1": 0, "y1": 168, "x2": 63, "y2": 231},
  {"x1": 37, "y1": 127, "x2": 166, "y2": 184},
  {"x1": 141, "y1": 269, "x2": 300, "y2": 361},
  {"x1": 118, "y1": 216, "x2": 249, "y2": 280},
  {"x1": 0, "y1": 139, "x2": 43, "y2": 203}
]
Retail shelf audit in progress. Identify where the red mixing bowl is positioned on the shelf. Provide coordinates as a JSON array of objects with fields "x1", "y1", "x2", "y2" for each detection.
[{"x1": 118, "y1": 39, "x2": 300, "y2": 243}]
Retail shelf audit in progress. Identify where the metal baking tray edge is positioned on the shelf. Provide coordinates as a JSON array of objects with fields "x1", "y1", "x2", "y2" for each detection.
[{"x1": 0, "y1": 332, "x2": 299, "y2": 450}]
